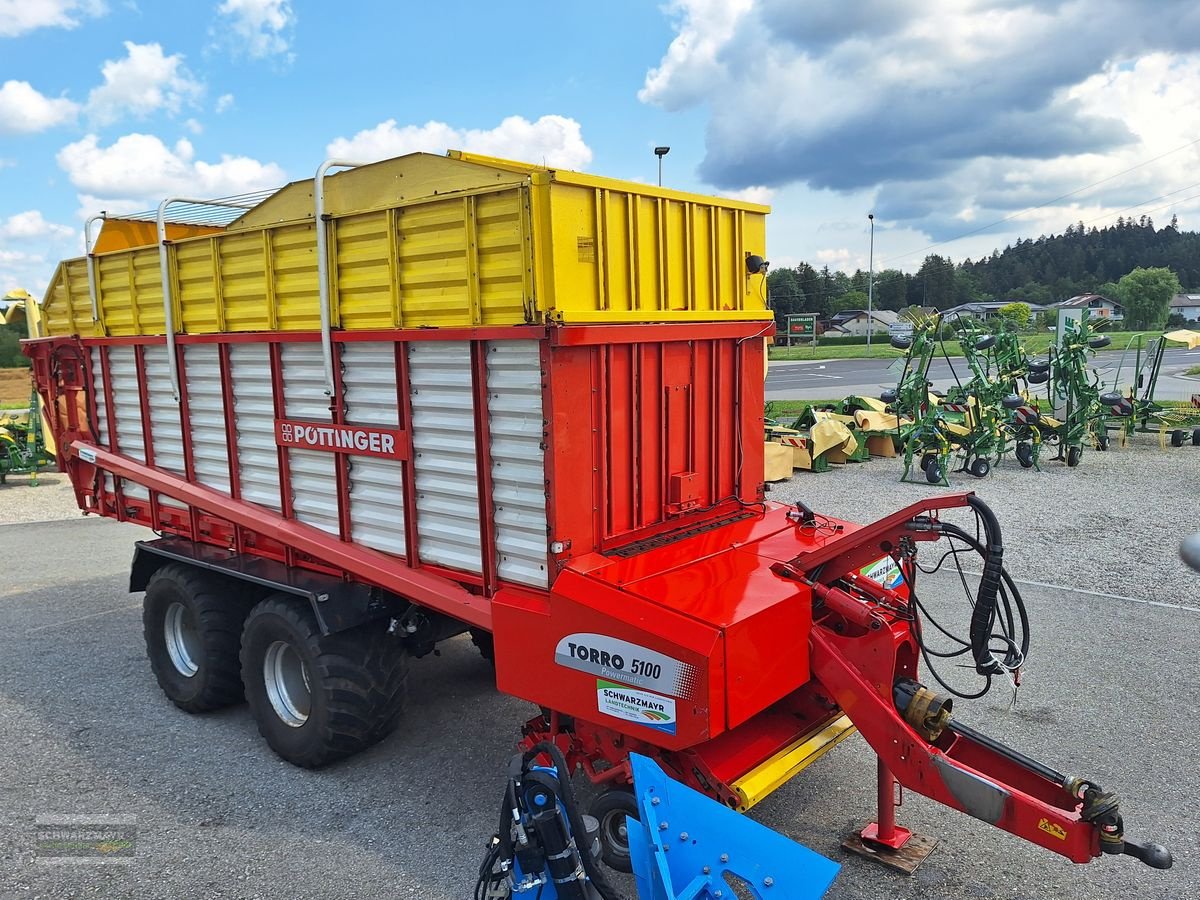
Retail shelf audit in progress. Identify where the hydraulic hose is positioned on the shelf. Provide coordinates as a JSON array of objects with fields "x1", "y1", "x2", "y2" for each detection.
[
  {"x1": 522, "y1": 741, "x2": 631, "y2": 900},
  {"x1": 961, "y1": 496, "x2": 1007, "y2": 674}
]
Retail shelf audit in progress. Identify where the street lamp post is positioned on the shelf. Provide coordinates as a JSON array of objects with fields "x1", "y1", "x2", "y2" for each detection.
[
  {"x1": 867, "y1": 213, "x2": 875, "y2": 350},
  {"x1": 654, "y1": 146, "x2": 670, "y2": 186}
]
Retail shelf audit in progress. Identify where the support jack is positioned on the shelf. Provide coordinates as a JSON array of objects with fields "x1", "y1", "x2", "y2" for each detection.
[{"x1": 841, "y1": 759, "x2": 938, "y2": 874}]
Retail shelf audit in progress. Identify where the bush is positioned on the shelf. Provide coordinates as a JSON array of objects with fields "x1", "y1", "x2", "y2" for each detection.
[{"x1": 0, "y1": 326, "x2": 29, "y2": 368}]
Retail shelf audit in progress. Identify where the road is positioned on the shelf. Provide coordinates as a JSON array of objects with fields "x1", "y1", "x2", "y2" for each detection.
[
  {"x1": 0, "y1": 494, "x2": 1196, "y2": 899},
  {"x1": 766, "y1": 346, "x2": 1200, "y2": 401}
]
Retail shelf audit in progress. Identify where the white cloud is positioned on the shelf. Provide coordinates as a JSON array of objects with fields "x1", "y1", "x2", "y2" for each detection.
[
  {"x1": 215, "y1": 93, "x2": 235, "y2": 113},
  {"x1": 0, "y1": 212, "x2": 79, "y2": 296},
  {"x1": 639, "y1": 0, "x2": 754, "y2": 110},
  {"x1": 0, "y1": 211, "x2": 75, "y2": 241},
  {"x1": 56, "y1": 133, "x2": 287, "y2": 216},
  {"x1": 326, "y1": 114, "x2": 593, "y2": 170},
  {"x1": 721, "y1": 185, "x2": 774, "y2": 204},
  {"x1": 0, "y1": 0, "x2": 106, "y2": 38},
  {"x1": 87, "y1": 41, "x2": 204, "y2": 126},
  {"x1": 0, "y1": 81, "x2": 79, "y2": 134},
  {"x1": 643, "y1": 0, "x2": 1200, "y2": 264},
  {"x1": 184, "y1": 118, "x2": 203, "y2": 134},
  {"x1": 215, "y1": 0, "x2": 295, "y2": 60}
]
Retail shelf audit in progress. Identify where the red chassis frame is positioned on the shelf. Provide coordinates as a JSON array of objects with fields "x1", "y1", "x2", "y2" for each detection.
[{"x1": 25, "y1": 335, "x2": 1162, "y2": 872}]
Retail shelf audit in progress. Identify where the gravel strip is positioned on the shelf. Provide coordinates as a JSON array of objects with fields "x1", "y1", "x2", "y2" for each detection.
[
  {"x1": 770, "y1": 430, "x2": 1200, "y2": 606},
  {"x1": 0, "y1": 474, "x2": 83, "y2": 525}
]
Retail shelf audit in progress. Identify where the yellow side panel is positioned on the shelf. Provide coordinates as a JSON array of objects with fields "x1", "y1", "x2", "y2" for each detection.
[
  {"x1": 476, "y1": 189, "x2": 531, "y2": 325},
  {"x1": 219, "y1": 231, "x2": 273, "y2": 332},
  {"x1": 177, "y1": 239, "x2": 220, "y2": 333},
  {"x1": 41, "y1": 264, "x2": 71, "y2": 336},
  {"x1": 396, "y1": 197, "x2": 470, "y2": 327},
  {"x1": 96, "y1": 252, "x2": 134, "y2": 335},
  {"x1": 272, "y1": 222, "x2": 320, "y2": 331},
  {"x1": 131, "y1": 247, "x2": 165, "y2": 335},
  {"x1": 336, "y1": 210, "x2": 394, "y2": 331},
  {"x1": 543, "y1": 182, "x2": 769, "y2": 322}
]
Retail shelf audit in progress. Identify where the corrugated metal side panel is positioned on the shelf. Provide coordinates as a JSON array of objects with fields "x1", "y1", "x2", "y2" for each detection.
[
  {"x1": 486, "y1": 341, "x2": 548, "y2": 588},
  {"x1": 96, "y1": 252, "x2": 134, "y2": 335},
  {"x1": 272, "y1": 222, "x2": 321, "y2": 331},
  {"x1": 183, "y1": 344, "x2": 230, "y2": 494},
  {"x1": 335, "y1": 211, "x2": 393, "y2": 331},
  {"x1": 342, "y1": 342, "x2": 406, "y2": 557},
  {"x1": 219, "y1": 232, "x2": 273, "y2": 333},
  {"x1": 281, "y1": 343, "x2": 339, "y2": 535},
  {"x1": 143, "y1": 345, "x2": 187, "y2": 511},
  {"x1": 229, "y1": 343, "x2": 281, "y2": 511},
  {"x1": 176, "y1": 239, "x2": 219, "y2": 333},
  {"x1": 40, "y1": 257, "x2": 97, "y2": 337},
  {"x1": 89, "y1": 348, "x2": 115, "y2": 497},
  {"x1": 409, "y1": 341, "x2": 481, "y2": 572},
  {"x1": 107, "y1": 346, "x2": 148, "y2": 500}
]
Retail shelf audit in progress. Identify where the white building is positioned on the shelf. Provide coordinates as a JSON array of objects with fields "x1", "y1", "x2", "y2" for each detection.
[{"x1": 1170, "y1": 293, "x2": 1200, "y2": 323}]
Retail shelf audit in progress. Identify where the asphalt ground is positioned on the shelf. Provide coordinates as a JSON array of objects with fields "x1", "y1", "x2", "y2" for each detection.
[
  {"x1": 765, "y1": 346, "x2": 1200, "y2": 401},
  {"x1": 0, "y1": 438, "x2": 1198, "y2": 899}
]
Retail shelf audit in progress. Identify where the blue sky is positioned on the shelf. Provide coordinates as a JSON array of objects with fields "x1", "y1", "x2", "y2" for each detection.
[{"x1": 4, "y1": 0, "x2": 1200, "y2": 295}]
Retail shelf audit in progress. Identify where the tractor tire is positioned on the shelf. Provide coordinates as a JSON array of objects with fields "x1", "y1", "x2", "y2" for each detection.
[
  {"x1": 1015, "y1": 442, "x2": 1035, "y2": 469},
  {"x1": 919, "y1": 452, "x2": 937, "y2": 473},
  {"x1": 1193, "y1": 427, "x2": 1200, "y2": 447},
  {"x1": 1171, "y1": 429, "x2": 1187, "y2": 448},
  {"x1": 1067, "y1": 445, "x2": 1082, "y2": 468},
  {"x1": 969, "y1": 457, "x2": 991, "y2": 479},
  {"x1": 925, "y1": 459, "x2": 944, "y2": 484},
  {"x1": 589, "y1": 789, "x2": 640, "y2": 873},
  {"x1": 142, "y1": 563, "x2": 247, "y2": 713},
  {"x1": 1096, "y1": 431, "x2": 1109, "y2": 451},
  {"x1": 1027, "y1": 370, "x2": 1050, "y2": 385},
  {"x1": 240, "y1": 596, "x2": 408, "y2": 768}
]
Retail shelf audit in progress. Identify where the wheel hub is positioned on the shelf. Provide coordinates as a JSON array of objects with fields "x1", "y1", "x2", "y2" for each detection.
[
  {"x1": 164, "y1": 601, "x2": 200, "y2": 678},
  {"x1": 263, "y1": 640, "x2": 311, "y2": 728}
]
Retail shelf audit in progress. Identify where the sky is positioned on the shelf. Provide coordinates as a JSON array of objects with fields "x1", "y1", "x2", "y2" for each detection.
[{"x1": 4, "y1": 0, "x2": 1200, "y2": 296}]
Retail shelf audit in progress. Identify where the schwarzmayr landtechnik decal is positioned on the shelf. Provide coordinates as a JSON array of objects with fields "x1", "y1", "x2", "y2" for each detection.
[{"x1": 596, "y1": 680, "x2": 677, "y2": 735}]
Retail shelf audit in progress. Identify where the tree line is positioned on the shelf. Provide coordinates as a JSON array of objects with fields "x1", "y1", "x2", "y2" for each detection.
[{"x1": 767, "y1": 216, "x2": 1195, "y2": 329}]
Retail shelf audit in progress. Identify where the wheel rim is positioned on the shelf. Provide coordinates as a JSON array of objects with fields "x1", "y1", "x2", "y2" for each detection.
[
  {"x1": 600, "y1": 807, "x2": 631, "y2": 862},
  {"x1": 263, "y1": 640, "x2": 311, "y2": 728},
  {"x1": 164, "y1": 601, "x2": 200, "y2": 678}
]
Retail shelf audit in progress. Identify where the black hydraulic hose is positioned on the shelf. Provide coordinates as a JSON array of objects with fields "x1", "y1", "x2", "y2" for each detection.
[
  {"x1": 932, "y1": 524, "x2": 1029, "y2": 662},
  {"x1": 958, "y1": 497, "x2": 1011, "y2": 674},
  {"x1": 523, "y1": 741, "x2": 631, "y2": 900}
]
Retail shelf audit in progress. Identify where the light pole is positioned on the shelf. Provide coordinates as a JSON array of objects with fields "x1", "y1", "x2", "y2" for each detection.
[
  {"x1": 654, "y1": 146, "x2": 670, "y2": 186},
  {"x1": 867, "y1": 213, "x2": 875, "y2": 350}
]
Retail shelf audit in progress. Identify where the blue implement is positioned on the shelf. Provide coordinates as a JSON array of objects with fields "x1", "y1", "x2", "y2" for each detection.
[{"x1": 627, "y1": 753, "x2": 839, "y2": 900}]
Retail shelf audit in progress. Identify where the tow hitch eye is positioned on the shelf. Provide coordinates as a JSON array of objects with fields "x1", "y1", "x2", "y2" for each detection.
[{"x1": 1066, "y1": 777, "x2": 1173, "y2": 870}]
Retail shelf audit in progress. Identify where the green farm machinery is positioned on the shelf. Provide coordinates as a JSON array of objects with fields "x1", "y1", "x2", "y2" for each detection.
[{"x1": 1097, "y1": 329, "x2": 1200, "y2": 448}]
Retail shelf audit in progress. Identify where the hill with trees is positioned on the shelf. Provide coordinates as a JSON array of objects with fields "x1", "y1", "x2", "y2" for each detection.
[{"x1": 768, "y1": 216, "x2": 1197, "y2": 329}]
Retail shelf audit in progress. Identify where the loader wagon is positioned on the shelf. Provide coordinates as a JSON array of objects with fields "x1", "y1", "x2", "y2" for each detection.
[{"x1": 26, "y1": 151, "x2": 1169, "y2": 876}]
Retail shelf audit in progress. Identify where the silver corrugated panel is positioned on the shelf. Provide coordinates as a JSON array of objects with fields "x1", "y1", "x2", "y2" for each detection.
[
  {"x1": 107, "y1": 346, "x2": 148, "y2": 500},
  {"x1": 89, "y1": 348, "x2": 115, "y2": 498},
  {"x1": 409, "y1": 341, "x2": 481, "y2": 573},
  {"x1": 142, "y1": 345, "x2": 187, "y2": 512},
  {"x1": 487, "y1": 341, "x2": 549, "y2": 588},
  {"x1": 343, "y1": 342, "x2": 406, "y2": 556},
  {"x1": 229, "y1": 343, "x2": 281, "y2": 511},
  {"x1": 282, "y1": 343, "x2": 339, "y2": 535},
  {"x1": 183, "y1": 344, "x2": 231, "y2": 495}
]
